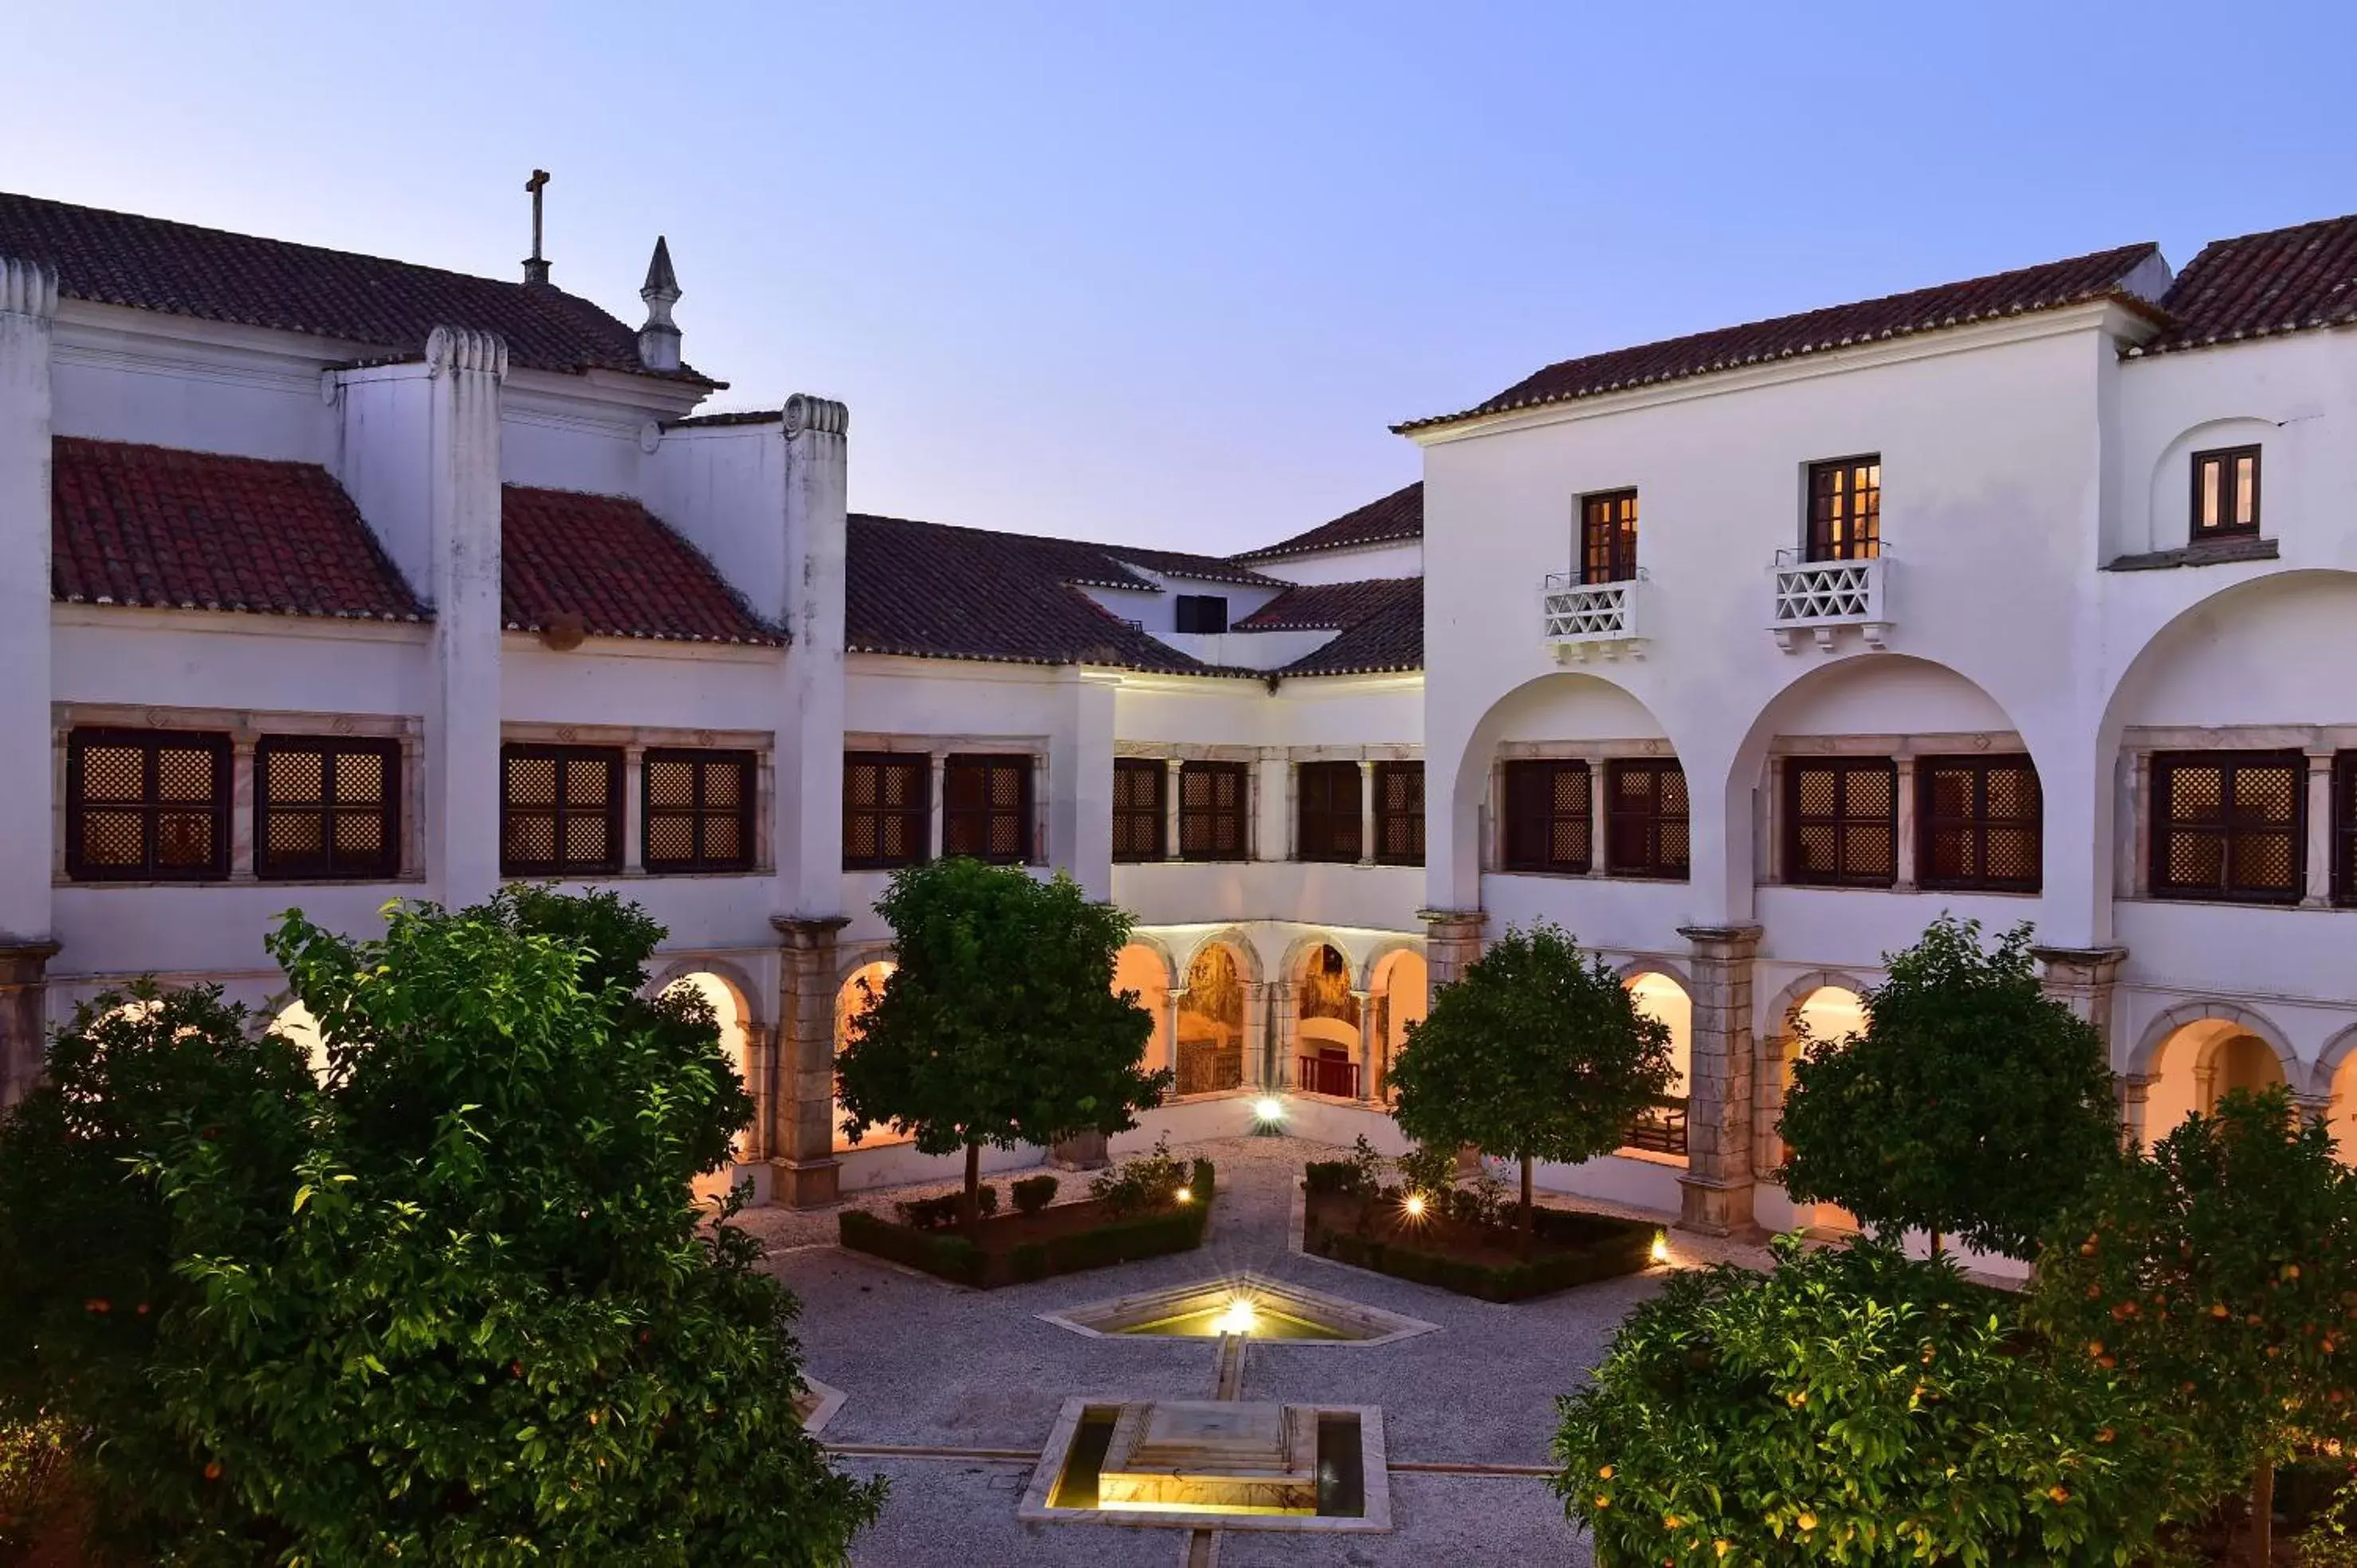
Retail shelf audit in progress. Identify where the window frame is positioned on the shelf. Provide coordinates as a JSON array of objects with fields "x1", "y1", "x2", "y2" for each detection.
[
  {"x1": 1373, "y1": 760, "x2": 1425, "y2": 867},
  {"x1": 1915, "y1": 754, "x2": 2042, "y2": 894},
  {"x1": 1178, "y1": 760, "x2": 1251, "y2": 862},
  {"x1": 2335, "y1": 753, "x2": 2357, "y2": 909},
  {"x1": 1173, "y1": 594, "x2": 1231, "y2": 635},
  {"x1": 2150, "y1": 749, "x2": 2306, "y2": 906},
  {"x1": 1295, "y1": 760, "x2": 1364, "y2": 864},
  {"x1": 254, "y1": 734, "x2": 402, "y2": 882},
  {"x1": 641, "y1": 748, "x2": 756, "y2": 874},
  {"x1": 65, "y1": 726, "x2": 233, "y2": 882},
  {"x1": 2190, "y1": 445, "x2": 2262, "y2": 540},
  {"x1": 1500, "y1": 758, "x2": 1593, "y2": 874},
  {"x1": 1783, "y1": 756, "x2": 1899, "y2": 888},
  {"x1": 1605, "y1": 759, "x2": 1690, "y2": 881},
  {"x1": 1805, "y1": 455, "x2": 1882, "y2": 563},
  {"x1": 1112, "y1": 758, "x2": 1166, "y2": 863},
  {"x1": 499, "y1": 743, "x2": 624, "y2": 878},
  {"x1": 1578, "y1": 488, "x2": 1640, "y2": 585},
  {"x1": 941, "y1": 753, "x2": 1034, "y2": 865},
  {"x1": 843, "y1": 752, "x2": 932, "y2": 871}
]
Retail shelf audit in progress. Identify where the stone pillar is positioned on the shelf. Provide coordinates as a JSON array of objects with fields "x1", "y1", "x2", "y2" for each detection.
[
  {"x1": 770, "y1": 915, "x2": 850, "y2": 1207},
  {"x1": 1164, "y1": 987, "x2": 1187, "y2": 1081},
  {"x1": 2117, "y1": 1072, "x2": 2151, "y2": 1151},
  {"x1": 422, "y1": 327, "x2": 509, "y2": 907},
  {"x1": 1357, "y1": 760, "x2": 1377, "y2": 865},
  {"x1": 0, "y1": 941, "x2": 61, "y2": 1110},
  {"x1": 1589, "y1": 762, "x2": 1610, "y2": 876},
  {"x1": 1361, "y1": 992, "x2": 1385, "y2": 1102},
  {"x1": 1416, "y1": 908, "x2": 1486, "y2": 990},
  {"x1": 1675, "y1": 923, "x2": 1763, "y2": 1236},
  {"x1": 1162, "y1": 758, "x2": 1184, "y2": 861},
  {"x1": 621, "y1": 741, "x2": 647, "y2": 874},
  {"x1": 2295, "y1": 1091, "x2": 2335, "y2": 1128},
  {"x1": 2304, "y1": 747, "x2": 2335, "y2": 909},
  {"x1": 1255, "y1": 749, "x2": 1288, "y2": 862},
  {"x1": 1049, "y1": 669, "x2": 1119, "y2": 900},
  {"x1": 739, "y1": 1020, "x2": 776, "y2": 1161},
  {"x1": 775, "y1": 395, "x2": 850, "y2": 920},
  {"x1": 0, "y1": 259, "x2": 59, "y2": 1079},
  {"x1": 1270, "y1": 980, "x2": 1298, "y2": 1089},
  {"x1": 1892, "y1": 754, "x2": 1919, "y2": 893},
  {"x1": 2032, "y1": 945, "x2": 2130, "y2": 1063},
  {"x1": 925, "y1": 751, "x2": 948, "y2": 861},
  {"x1": 1241, "y1": 980, "x2": 1271, "y2": 1091}
]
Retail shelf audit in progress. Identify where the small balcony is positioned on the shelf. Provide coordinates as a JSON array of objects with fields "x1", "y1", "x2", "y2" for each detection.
[
  {"x1": 1621, "y1": 1094, "x2": 1688, "y2": 1158},
  {"x1": 1540, "y1": 569, "x2": 1649, "y2": 662},
  {"x1": 1768, "y1": 550, "x2": 1891, "y2": 652},
  {"x1": 1294, "y1": 1052, "x2": 1360, "y2": 1100}
]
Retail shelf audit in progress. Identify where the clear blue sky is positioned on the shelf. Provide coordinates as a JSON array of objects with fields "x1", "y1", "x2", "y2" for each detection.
[{"x1": 10, "y1": 1, "x2": 2354, "y2": 555}]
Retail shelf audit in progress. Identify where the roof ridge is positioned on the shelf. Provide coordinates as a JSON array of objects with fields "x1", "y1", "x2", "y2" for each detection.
[{"x1": 2175, "y1": 210, "x2": 2357, "y2": 257}]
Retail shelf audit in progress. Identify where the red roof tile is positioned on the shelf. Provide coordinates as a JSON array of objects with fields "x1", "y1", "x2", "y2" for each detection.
[
  {"x1": 500, "y1": 487, "x2": 781, "y2": 645},
  {"x1": 0, "y1": 191, "x2": 713, "y2": 385},
  {"x1": 1235, "y1": 576, "x2": 1419, "y2": 631},
  {"x1": 1398, "y1": 243, "x2": 2165, "y2": 433},
  {"x1": 1234, "y1": 483, "x2": 1423, "y2": 563},
  {"x1": 51, "y1": 438, "x2": 423, "y2": 620},
  {"x1": 2139, "y1": 212, "x2": 2357, "y2": 356},
  {"x1": 1263, "y1": 579, "x2": 1423, "y2": 677}
]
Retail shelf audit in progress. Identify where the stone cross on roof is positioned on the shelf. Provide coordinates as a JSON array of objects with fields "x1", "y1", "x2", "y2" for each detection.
[{"x1": 523, "y1": 168, "x2": 551, "y2": 285}]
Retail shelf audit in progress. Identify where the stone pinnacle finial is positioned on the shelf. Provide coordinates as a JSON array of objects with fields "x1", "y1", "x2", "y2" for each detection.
[{"x1": 638, "y1": 235, "x2": 682, "y2": 372}]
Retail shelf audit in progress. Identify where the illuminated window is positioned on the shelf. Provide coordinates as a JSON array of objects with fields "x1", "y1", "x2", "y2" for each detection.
[
  {"x1": 643, "y1": 749, "x2": 755, "y2": 874},
  {"x1": 1805, "y1": 456, "x2": 1881, "y2": 561},
  {"x1": 843, "y1": 753, "x2": 929, "y2": 870},
  {"x1": 1607, "y1": 760, "x2": 1688, "y2": 880},
  {"x1": 1296, "y1": 761, "x2": 1362, "y2": 863},
  {"x1": 256, "y1": 736, "x2": 399, "y2": 880},
  {"x1": 65, "y1": 728, "x2": 231, "y2": 882},
  {"x1": 1502, "y1": 759, "x2": 1591, "y2": 874},
  {"x1": 2190, "y1": 446, "x2": 2261, "y2": 540},
  {"x1": 1178, "y1": 761, "x2": 1249, "y2": 861},
  {"x1": 1579, "y1": 489, "x2": 1639, "y2": 584},
  {"x1": 1112, "y1": 759, "x2": 1165, "y2": 862},
  {"x1": 1785, "y1": 757, "x2": 1896, "y2": 887},
  {"x1": 501, "y1": 745, "x2": 622, "y2": 877},
  {"x1": 1373, "y1": 761, "x2": 1424, "y2": 866},
  {"x1": 2151, "y1": 751, "x2": 2302, "y2": 905},
  {"x1": 1919, "y1": 756, "x2": 2041, "y2": 893},
  {"x1": 942, "y1": 754, "x2": 1031, "y2": 863}
]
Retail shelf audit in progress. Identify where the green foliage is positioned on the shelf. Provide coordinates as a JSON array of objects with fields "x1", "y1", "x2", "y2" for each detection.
[
  {"x1": 1388, "y1": 922, "x2": 1672, "y2": 1229},
  {"x1": 898, "y1": 1185, "x2": 999, "y2": 1230},
  {"x1": 1778, "y1": 916, "x2": 2119, "y2": 1260},
  {"x1": 2033, "y1": 1086, "x2": 2357, "y2": 1550},
  {"x1": 835, "y1": 859, "x2": 1166, "y2": 1222},
  {"x1": 1304, "y1": 1205, "x2": 1653, "y2": 1303},
  {"x1": 1558, "y1": 1236, "x2": 2208, "y2": 1566},
  {"x1": 837, "y1": 1210, "x2": 987, "y2": 1287},
  {"x1": 0, "y1": 1413, "x2": 75, "y2": 1556},
  {"x1": 1393, "y1": 1141, "x2": 1459, "y2": 1201},
  {"x1": 841, "y1": 1158, "x2": 1214, "y2": 1288},
  {"x1": 1010, "y1": 1173, "x2": 1060, "y2": 1215},
  {"x1": 1088, "y1": 1133, "x2": 1192, "y2": 1216},
  {"x1": 0, "y1": 890, "x2": 882, "y2": 1565}
]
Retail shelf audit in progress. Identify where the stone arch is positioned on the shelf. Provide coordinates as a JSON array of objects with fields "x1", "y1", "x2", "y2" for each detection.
[
  {"x1": 2138, "y1": 415, "x2": 2279, "y2": 556},
  {"x1": 1356, "y1": 936, "x2": 1424, "y2": 993},
  {"x1": 2133, "y1": 999, "x2": 2298, "y2": 1149},
  {"x1": 1177, "y1": 926, "x2": 1265, "y2": 989},
  {"x1": 1365, "y1": 946, "x2": 1428, "y2": 1102},
  {"x1": 831, "y1": 960, "x2": 908, "y2": 1151},
  {"x1": 1433, "y1": 666, "x2": 1686, "y2": 914},
  {"x1": 1290, "y1": 939, "x2": 1363, "y2": 1098},
  {"x1": 646, "y1": 953, "x2": 766, "y2": 1020},
  {"x1": 2312, "y1": 1020, "x2": 2357, "y2": 1163},
  {"x1": 2128, "y1": 998, "x2": 2297, "y2": 1081},
  {"x1": 656, "y1": 967, "x2": 764, "y2": 1182},
  {"x1": 1279, "y1": 929, "x2": 1358, "y2": 986},
  {"x1": 1113, "y1": 939, "x2": 1176, "y2": 1076},
  {"x1": 2310, "y1": 1020, "x2": 2357, "y2": 1100},
  {"x1": 267, "y1": 999, "x2": 332, "y2": 1083},
  {"x1": 1173, "y1": 938, "x2": 1251, "y2": 1096},
  {"x1": 1754, "y1": 970, "x2": 1876, "y2": 1178},
  {"x1": 1613, "y1": 954, "x2": 1696, "y2": 994}
]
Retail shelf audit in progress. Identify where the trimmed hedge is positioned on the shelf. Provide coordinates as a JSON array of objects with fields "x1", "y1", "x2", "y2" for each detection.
[
  {"x1": 1303, "y1": 1195, "x2": 1653, "y2": 1303},
  {"x1": 842, "y1": 1157, "x2": 1215, "y2": 1289}
]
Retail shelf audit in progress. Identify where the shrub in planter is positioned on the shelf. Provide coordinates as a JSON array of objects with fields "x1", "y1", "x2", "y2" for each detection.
[
  {"x1": 899, "y1": 1185, "x2": 998, "y2": 1231},
  {"x1": 1090, "y1": 1134, "x2": 1191, "y2": 1215},
  {"x1": 1011, "y1": 1173, "x2": 1059, "y2": 1215},
  {"x1": 839, "y1": 1209, "x2": 987, "y2": 1287}
]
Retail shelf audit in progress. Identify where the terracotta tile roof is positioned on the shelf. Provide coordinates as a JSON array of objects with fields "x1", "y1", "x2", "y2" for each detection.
[
  {"x1": 1235, "y1": 576, "x2": 1420, "y2": 631},
  {"x1": 50, "y1": 438, "x2": 423, "y2": 620},
  {"x1": 1272, "y1": 579, "x2": 1422, "y2": 677},
  {"x1": 2136, "y1": 212, "x2": 2357, "y2": 356},
  {"x1": 847, "y1": 513, "x2": 1249, "y2": 674},
  {"x1": 1102, "y1": 545, "x2": 1279, "y2": 588},
  {"x1": 0, "y1": 190, "x2": 715, "y2": 385},
  {"x1": 500, "y1": 486, "x2": 782, "y2": 645},
  {"x1": 1234, "y1": 482, "x2": 1423, "y2": 562},
  {"x1": 1397, "y1": 243, "x2": 2166, "y2": 433}
]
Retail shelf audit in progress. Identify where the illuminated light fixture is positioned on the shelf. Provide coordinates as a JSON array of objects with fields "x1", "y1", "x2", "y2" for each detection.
[
  {"x1": 1175, "y1": 1186, "x2": 1193, "y2": 1204},
  {"x1": 1402, "y1": 1193, "x2": 1427, "y2": 1219},
  {"x1": 1650, "y1": 1230, "x2": 1672, "y2": 1266},
  {"x1": 1253, "y1": 1097, "x2": 1285, "y2": 1123},
  {"x1": 1213, "y1": 1295, "x2": 1259, "y2": 1336}
]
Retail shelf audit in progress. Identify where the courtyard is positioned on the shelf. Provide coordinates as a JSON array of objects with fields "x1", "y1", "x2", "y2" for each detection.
[{"x1": 742, "y1": 1135, "x2": 1767, "y2": 1566}]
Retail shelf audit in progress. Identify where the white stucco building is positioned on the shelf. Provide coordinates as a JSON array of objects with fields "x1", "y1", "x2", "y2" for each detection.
[{"x1": 2, "y1": 188, "x2": 2352, "y2": 1236}]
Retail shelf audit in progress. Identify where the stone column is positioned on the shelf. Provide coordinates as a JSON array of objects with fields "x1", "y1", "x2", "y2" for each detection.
[
  {"x1": 0, "y1": 942, "x2": 61, "y2": 1110},
  {"x1": 1357, "y1": 760, "x2": 1377, "y2": 865},
  {"x1": 1589, "y1": 762, "x2": 1610, "y2": 876},
  {"x1": 422, "y1": 326, "x2": 509, "y2": 908},
  {"x1": 1270, "y1": 980, "x2": 1299, "y2": 1089},
  {"x1": 1162, "y1": 758, "x2": 1184, "y2": 861},
  {"x1": 1241, "y1": 980, "x2": 1271, "y2": 1091},
  {"x1": 2116, "y1": 1072, "x2": 2151, "y2": 1151},
  {"x1": 770, "y1": 915, "x2": 849, "y2": 1207},
  {"x1": 926, "y1": 751, "x2": 949, "y2": 861},
  {"x1": 1892, "y1": 755, "x2": 1919, "y2": 893},
  {"x1": 1164, "y1": 987, "x2": 1187, "y2": 1081},
  {"x1": 1416, "y1": 908, "x2": 1486, "y2": 990},
  {"x1": 1675, "y1": 923, "x2": 1763, "y2": 1236},
  {"x1": 1361, "y1": 992, "x2": 1386, "y2": 1102},
  {"x1": 2033, "y1": 945, "x2": 2130, "y2": 1063},
  {"x1": 622, "y1": 741, "x2": 647, "y2": 874},
  {"x1": 775, "y1": 395, "x2": 850, "y2": 921},
  {"x1": 0, "y1": 259, "x2": 59, "y2": 1094},
  {"x1": 1255, "y1": 749, "x2": 1288, "y2": 862},
  {"x1": 2304, "y1": 747, "x2": 2335, "y2": 909},
  {"x1": 1049, "y1": 668, "x2": 1118, "y2": 900}
]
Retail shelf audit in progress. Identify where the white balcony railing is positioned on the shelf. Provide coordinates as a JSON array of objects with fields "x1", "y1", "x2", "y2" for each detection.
[
  {"x1": 1541, "y1": 570, "x2": 1648, "y2": 661},
  {"x1": 1768, "y1": 550, "x2": 1891, "y2": 651}
]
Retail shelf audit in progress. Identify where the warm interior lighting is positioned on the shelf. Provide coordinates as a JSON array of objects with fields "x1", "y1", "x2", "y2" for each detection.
[
  {"x1": 1213, "y1": 1295, "x2": 1259, "y2": 1336},
  {"x1": 1174, "y1": 1186, "x2": 1192, "y2": 1204},
  {"x1": 1253, "y1": 1097, "x2": 1285, "y2": 1123},
  {"x1": 1402, "y1": 1193, "x2": 1427, "y2": 1218},
  {"x1": 1650, "y1": 1230, "x2": 1672, "y2": 1266}
]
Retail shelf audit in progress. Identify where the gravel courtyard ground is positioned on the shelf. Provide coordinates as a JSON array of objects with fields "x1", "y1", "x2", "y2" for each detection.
[{"x1": 743, "y1": 1137, "x2": 1771, "y2": 1567}]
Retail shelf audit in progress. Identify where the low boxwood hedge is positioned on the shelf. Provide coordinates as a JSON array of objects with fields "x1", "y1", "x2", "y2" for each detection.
[
  {"x1": 1303, "y1": 1193, "x2": 1653, "y2": 1303},
  {"x1": 840, "y1": 1157, "x2": 1215, "y2": 1288}
]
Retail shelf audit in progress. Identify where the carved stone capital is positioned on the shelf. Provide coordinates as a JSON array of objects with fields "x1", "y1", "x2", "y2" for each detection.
[
  {"x1": 0, "y1": 941, "x2": 62, "y2": 986},
  {"x1": 770, "y1": 913, "x2": 851, "y2": 949},
  {"x1": 2030, "y1": 944, "x2": 2130, "y2": 984},
  {"x1": 783, "y1": 393, "x2": 848, "y2": 438},
  {"x1": 1677, "y1": 922, "x2": 1764, "y2": 960},
  {"x1": 0, "y1": 257, "x2": 58, "y2": 321},
  {"x1": 425, "y1": 325, "x2": 510, "y2": 381}
]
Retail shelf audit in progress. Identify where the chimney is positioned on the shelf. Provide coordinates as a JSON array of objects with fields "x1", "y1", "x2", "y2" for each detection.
[{"x1": 638, "y1": 237, "x2": 682, "y2": 372}]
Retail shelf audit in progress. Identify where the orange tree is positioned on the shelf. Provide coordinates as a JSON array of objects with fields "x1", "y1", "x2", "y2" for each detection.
[
  {"x1": 1388, "y1": 922, "x2": 1673, "y2": 1245},
  {"x1": 1556, "y1": 1236, "x2": 2210, "y2": 1566},
  {"x1": 1778, "y1": 916, "x2": 2119, "y2": 1260},
  {"x1": 835, "y1": 858, "x2": 1165, "y2": 1232},
  {"x1": 2032, "y1": 1086, "x2": 2357, "y2": 1563}
]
